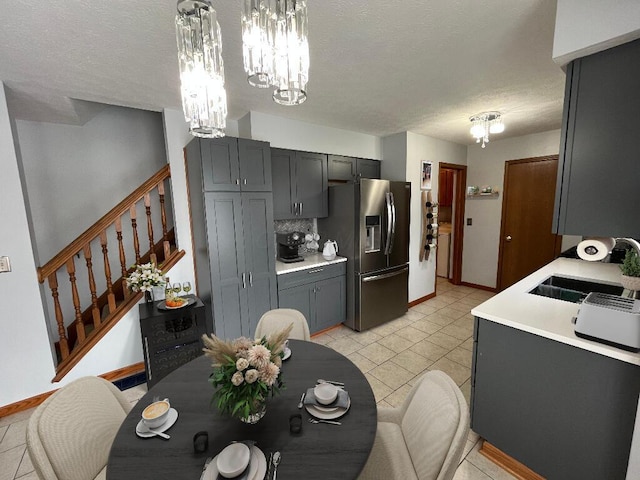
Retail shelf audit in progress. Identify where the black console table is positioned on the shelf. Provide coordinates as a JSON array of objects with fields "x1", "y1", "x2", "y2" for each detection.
[{"x1": 138, "y1": 295, "x2": 207, "y2": 388}]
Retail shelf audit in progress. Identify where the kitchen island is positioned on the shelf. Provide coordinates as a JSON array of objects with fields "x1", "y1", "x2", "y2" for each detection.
[{"x1": 471, "y1": 257, "x2": 640, "y2": 480}]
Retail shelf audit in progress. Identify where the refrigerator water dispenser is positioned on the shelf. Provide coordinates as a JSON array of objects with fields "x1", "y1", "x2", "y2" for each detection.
[{"x1": 365, "y1": 216, "x2": 381, "y2": 253}]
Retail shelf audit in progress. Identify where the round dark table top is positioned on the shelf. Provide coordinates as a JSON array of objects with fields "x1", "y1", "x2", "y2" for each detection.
[{"x1": 107, "y1": 339, "x2": 377, "y2": 480}]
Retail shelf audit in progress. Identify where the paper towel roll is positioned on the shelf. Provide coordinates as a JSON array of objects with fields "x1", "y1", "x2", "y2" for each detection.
[{"x1": 576, "y1": 237, "x2": 616, "y2": 261}]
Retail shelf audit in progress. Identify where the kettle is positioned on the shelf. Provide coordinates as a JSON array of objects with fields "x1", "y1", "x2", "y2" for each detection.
[{"x1": 322, "y1": 240, "x2": 338, "y2": 260}]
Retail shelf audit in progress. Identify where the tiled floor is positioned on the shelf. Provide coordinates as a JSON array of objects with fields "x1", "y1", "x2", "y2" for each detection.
[{"x1": 0, "y1": 278, "x2": 515, "y2": 480}]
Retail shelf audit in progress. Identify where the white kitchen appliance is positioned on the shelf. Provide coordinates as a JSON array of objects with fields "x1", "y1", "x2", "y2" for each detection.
[{"x1": 574, "y1": 292, "x2": 640, "y2": 351}]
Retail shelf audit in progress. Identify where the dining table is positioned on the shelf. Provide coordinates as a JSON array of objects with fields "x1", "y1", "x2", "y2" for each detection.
[{"x1": 107, "y1": 339, "x2": 378, "y2": 480}]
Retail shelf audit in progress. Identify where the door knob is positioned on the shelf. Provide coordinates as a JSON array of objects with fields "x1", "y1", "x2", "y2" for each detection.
[{"x1": 506, "y1": 235, "x2": 512, "y2": 242}]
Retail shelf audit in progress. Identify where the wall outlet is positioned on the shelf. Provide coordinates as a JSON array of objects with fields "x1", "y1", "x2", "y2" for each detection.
[
  {"x1": 467, "y1": 218, "x2": 472, "y2": 226},
  {"x1": 0, "y1": 256, "x2": 11, "y2": 273}
]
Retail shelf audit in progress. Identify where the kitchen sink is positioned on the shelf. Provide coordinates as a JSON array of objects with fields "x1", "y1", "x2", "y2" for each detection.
[{"x1": 529, "y1": 275, "x2": 624, "y2": 303}]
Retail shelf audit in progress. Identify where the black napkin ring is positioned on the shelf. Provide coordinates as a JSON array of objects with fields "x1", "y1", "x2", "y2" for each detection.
[
  {"x1": 193, "y1": 431, "x2": 208, "y2": 453},
  {"x1": 289, "y1": 414, "x2": 302, "y2": 434}
]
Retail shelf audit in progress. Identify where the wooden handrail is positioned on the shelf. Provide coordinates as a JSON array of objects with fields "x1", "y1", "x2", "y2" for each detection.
[{"x1": 37, "y1": 165, "x2": 171, "y2": 283}]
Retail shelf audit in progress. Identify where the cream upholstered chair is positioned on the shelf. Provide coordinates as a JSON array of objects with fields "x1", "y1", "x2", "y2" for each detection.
[
  {"x1": 358, "y1": 370, "x2": 470, "y2": 480},
  {"x1": 255, "y1": 308, "x2": 311, "y2": 341},
  {"x1": 27, "y1": 376, "x2": 132, "y2": 480}
]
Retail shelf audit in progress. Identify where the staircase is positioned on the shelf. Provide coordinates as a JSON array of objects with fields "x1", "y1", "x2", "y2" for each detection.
[{"x1": 37, "y1": 165, "x2": 185, "y2": 382}]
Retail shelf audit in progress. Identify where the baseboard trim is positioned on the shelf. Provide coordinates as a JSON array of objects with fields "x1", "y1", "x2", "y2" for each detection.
[
  {"x1": 460, "y1": 281, "x2": 497, "y2": 293},
  {"x1": 408, "y1": 292, "x2": 436, "y2": 307},
  {"x1": 0, "y1": 362, "x2": 145, "y2": 418},
  {"x1": 479, "y1": 441, "x2": 545, "y2": 480}
]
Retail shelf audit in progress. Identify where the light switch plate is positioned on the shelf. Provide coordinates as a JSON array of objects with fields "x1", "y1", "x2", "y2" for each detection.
[{"x1": 0, "y1": 256, "x2": 11, "y2": 273}]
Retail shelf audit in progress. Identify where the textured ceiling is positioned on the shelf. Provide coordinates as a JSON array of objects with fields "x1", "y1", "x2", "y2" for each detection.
[{"x1": 0, "y1": 0, "x2": 565, "y2": 145}]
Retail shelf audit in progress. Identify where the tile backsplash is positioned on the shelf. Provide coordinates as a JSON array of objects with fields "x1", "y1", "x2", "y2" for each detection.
[{"x1": 274, "y1": 219, "x2": 320, "y2": 254}]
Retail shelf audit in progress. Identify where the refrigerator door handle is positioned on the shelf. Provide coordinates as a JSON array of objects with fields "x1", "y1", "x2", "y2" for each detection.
[
  {"x1": 362, "y1": 266, "x2": 409, "y2": 282},
  {"x1": 389, "y1": 192, "x2": 396, "y2": 254},
  {"x1": 384, "y1": 192, "x2": 393, "y2": 255}
]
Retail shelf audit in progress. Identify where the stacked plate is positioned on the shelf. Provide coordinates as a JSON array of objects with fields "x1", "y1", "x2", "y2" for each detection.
[
  {"x1": 303, "y1": 383, "x2": 350, "y2": 420},
  {"x1": 202, "y1": 443, "x2": 267, "y2": 480}
]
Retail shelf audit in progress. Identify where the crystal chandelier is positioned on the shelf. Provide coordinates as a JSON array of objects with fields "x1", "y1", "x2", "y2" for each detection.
[
  {"x1": 271, "y1": 0, "x2": 309, "y2": 105},
  {"x1": 175, "y1": 0, "x2": 228, "y2": 138},
  {"x1": 241, "y1": 0, "x2": 275, "y2": 88},
  {"x1": 469, "y1": 111, "x2": 505, "y2": 148}
]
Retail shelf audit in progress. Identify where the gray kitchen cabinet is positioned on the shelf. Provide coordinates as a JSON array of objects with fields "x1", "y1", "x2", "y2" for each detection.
[
  {"x1": 271, "y1": 148, "x2": 328, "y2": 219},
  {"x1": 277, "y1": 262, "x2": 346, "y2": 334},
  {"x1": 328, "y1": 155, "x2": 381, "y2": 181},
  {"x1": 471, "y1": 317, "x2": 640, "y2": 480},
  {"x1": 553, "y1": 38, "x2": 640, "y2": 238},
  {"x1": 200, "y1": 137, "x2": 271, "y2": 192},
  {"x1": 185, "y1": 138, "x2": 277, "y2": 341},
  {"x1": 205, "y1": 192, "x2": 277, "y2": 339}
]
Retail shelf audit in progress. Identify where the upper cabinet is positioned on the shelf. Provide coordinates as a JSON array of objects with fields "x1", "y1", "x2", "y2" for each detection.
[
  {"x1": 328, "y1": 155, "x2": 381, "y2": 182},
  {"x1": 200, "y1": 137, "x2": 272, "y2": 192},
  {"x1": 272, "y1": 148, "x2": 328, "y2": 219},
  {"x1": 553, "y1": 38, "x2": 640, "y2": 238}
]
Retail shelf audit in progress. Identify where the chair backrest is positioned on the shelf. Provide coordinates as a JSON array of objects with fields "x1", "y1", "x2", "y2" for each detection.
[
  {"x1": 26, "y1": 376, "x2": 132, "y2": 480},
  {"x1": 400, "y1": 371, "x2": 470, "y2": 480},
  {"x1": 254, "y1": 308, "x2": 311, "y2": 341}
]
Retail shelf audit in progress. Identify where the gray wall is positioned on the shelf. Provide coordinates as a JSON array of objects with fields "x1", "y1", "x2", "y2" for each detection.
[{"x1": 16, "y1": 106, "x2": 167, "y2": 263}]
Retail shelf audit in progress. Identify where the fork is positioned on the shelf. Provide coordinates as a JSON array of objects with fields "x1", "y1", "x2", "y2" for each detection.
[{"x1": 308, "y1": 418, "x2": 341, "y2": 426}]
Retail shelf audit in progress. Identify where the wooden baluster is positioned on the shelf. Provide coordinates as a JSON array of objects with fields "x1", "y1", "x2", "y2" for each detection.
[
  {"x1": 100, "y1": 231, "x2": 117, "y2": 313},
  {"x1": 158, "y1": 182, "x2": 171, "y2": 261},
  {"x1": 48, "y1": 272, "x2": 69, "y2": 360},
  {"x1": 130, "y1": 204, "x2": 141, "y2": 265},
  {"x1": 115, "y1": 217, "x2": 127, "y2": 280},
  {"x1": 66, "y1": 257, "x2": 86, "y2": 345},
  {"x1": 144, "y1": 193, "x2": 157, "y2": 265},
  {"x1": 83, "y1": 245, "x2": 101, "y2": 329}
]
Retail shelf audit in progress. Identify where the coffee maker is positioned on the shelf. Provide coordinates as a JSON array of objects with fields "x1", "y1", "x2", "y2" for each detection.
[{"x1": 277, "y1": 232, "x2": 305, "y2": 263}]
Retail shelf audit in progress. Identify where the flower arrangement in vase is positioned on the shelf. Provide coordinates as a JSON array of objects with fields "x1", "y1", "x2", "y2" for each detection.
[
  {"x1": 124, "y1": 262, "x2": 166, "y2": 301},
  {"x1": 202, "y1": 324, "x2": 292, "y2": 423},
  {"x1": 619, "y1": 250, "x2": 640, "y2": 291}
]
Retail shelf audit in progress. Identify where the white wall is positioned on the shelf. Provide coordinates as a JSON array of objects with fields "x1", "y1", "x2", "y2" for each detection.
[
  {"x1": 16, "y1": 108, "x2": 168, "y2": 263},
  {"x1": 553, "y1": 0, "x2": 640, "y2": 66},
  {"x1": 381, "y1": 132, "x2": 407, "y2": 182},
  {"x1": 461, "y1": 130, "x2": 562, "y2": 288},
  {"x1": 248, "y1": 111, "x2": 382, "y2": 159}
]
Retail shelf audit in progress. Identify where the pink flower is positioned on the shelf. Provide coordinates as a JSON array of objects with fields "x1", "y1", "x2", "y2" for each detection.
[
  {"x1": 259, "y1": 362, "x2": 280, "y2": 386},
  {"x1": 245, "y1": 369, "x2": 259, "y2": 384},
  {"x1": 248, "y1": 345, "x2": 271, "y2": 369},
  {"x1": 231, "y1": 371, "x2": 244, "y2": 386},
  {"x1": 233, "y1": 337, "x2": 254, "y2": 359},
  {"x1": 236, "y1": 358, "x2": 249, "y2": 371}
]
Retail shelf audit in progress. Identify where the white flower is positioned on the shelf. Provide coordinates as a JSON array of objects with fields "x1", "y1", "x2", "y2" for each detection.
[
  {"x1": 236, "y1": 358, "x2": 249, "y2": 371},
  {"x1": 245, "y1": 369, "x2": 259, "y2": 384},
  {"x1": 248, "y1": 345, "x2": 271, "y2": 369},
  {"x1": 259, "y1": 362, "x2": 280, "y2": 386},
  {"x1": 231, "y1": 371, "x2": 244, "y2": 386}
]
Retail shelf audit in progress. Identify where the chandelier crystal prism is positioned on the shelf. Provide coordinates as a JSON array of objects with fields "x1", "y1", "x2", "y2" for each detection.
[
  {"x1": 176, "y1": 0, "x2": 228, "y2": 138},
  {"x1": 469, "y1": 111, "x2": 504, "y2": 148},
  {"x1": 271, "y1": 0, "x2": 309, "y2": 106},
  {"x1": 241, "y1": 0, "x2": 275, "y2": 88}
]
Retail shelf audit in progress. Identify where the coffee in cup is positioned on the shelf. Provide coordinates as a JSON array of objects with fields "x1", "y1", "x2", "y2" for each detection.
[{"x1": 142, "y1": 399, "x2": 170, "y2": 428}]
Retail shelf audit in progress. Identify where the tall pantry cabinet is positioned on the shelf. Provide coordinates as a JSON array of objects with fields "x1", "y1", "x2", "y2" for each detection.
[{"x1": 185, "y1": 137, "x2": 278, "y2": 340}]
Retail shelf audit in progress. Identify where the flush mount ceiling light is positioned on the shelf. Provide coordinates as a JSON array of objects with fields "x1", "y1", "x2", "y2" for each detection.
[
  {"x1": 469, "y1": 111, "x2": 505, "y2": 148},
  {"x1": 175, "y1": 0, "x2": 227, "y2": 138}
]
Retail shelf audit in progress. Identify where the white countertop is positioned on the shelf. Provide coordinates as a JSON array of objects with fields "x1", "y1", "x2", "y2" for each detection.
[
  {"x1": 275, "y1": 253, "x2": 347, "y2": 275},
  {"x1": 471, "y1": 257, "x2": 640, "y2": 366}
]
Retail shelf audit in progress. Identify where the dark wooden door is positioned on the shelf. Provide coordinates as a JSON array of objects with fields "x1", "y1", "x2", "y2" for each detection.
[{"x1": 498, "y1": 156, "x2": 561, "y2": 290}]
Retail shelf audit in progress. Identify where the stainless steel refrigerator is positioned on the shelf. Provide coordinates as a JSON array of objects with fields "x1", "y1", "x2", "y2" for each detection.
[{"x1": 318, "y1": 179, "x2": 410, "y2": 331}]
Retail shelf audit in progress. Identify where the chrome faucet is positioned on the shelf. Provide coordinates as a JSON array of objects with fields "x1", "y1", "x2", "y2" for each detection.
[{"x1": 614, "y1": 237, "x2": 640, "y2": 257}]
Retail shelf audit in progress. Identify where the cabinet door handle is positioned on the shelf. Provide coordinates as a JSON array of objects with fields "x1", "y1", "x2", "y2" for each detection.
[
  {"x1": 242, "y1": 272, "x2": 246, "y2": 289},
  {"x1": 300, "y1": 202, "x2": 303, "y2": 216},
  {"x1": 249, "y1": 271, "x2": 253, "y2": 287},
  {"x1": 236, "y1": 179, "x2": 240, "y2": 185},
  {"x1": 144, "y1": 337, "x2": 152, "y2": 380},
  {"x1": 308, "y1": 268, "x2": 324, "y2": 274},
  {"x1": 243, "y1": 178, "x2": 247, "y2": 185}
]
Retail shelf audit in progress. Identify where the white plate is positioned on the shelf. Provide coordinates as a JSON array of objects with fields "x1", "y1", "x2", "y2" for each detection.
[
  {"x1": 305, "y1": 396, "x2": 350, "y2": 420},
  {"x1": 202, "y1": 445, "x2": 266, "y2": 480},
  {"x1": 136, "y1": 408, "x2": 178, "y2": 438},
  {"x1": 282, "y1": 348, "x2": 292, "y2": 361},
  {"x1": 313, "y1": 404, "x2": 339, "y2": 413},
  {"x1": 161, "y1": 297, "x2": 195, "y2": 310}
]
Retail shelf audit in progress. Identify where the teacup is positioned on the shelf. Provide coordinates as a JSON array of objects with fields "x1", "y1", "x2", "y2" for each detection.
[
  {"x1": 142, "y1": 399, "x2": 170, "y2": 428},
  {"x1": 314, "y1": 382, "x2": 338, "y2": 405}
]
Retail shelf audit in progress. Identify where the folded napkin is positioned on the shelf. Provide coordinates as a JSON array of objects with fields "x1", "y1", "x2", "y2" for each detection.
[{"x1": 303, "y1": 387, "x2": 350, "y2": 409}]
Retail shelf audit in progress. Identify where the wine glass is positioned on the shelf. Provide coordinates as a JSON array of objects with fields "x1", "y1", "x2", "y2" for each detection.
[
  {"x1": 172, "y1": 283, "x2": 182, "y2": 297},
  {"x1": 182, "y1": 281, "x2": 192, "y2": 296}
]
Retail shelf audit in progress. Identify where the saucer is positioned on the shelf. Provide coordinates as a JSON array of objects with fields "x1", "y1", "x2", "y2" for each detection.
[
  {"x1": 202, "y1": 445, "x2": 266, "y2": 480},
  {"x1": 282, "y1": 348, "x2": 292, "y2": 361},
  {"x1": 305, "y1": 396, "x2": 350, "y2": 420},
  {"x1": 136, "y1": 408, "x2": 178, "y2": 438}
]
